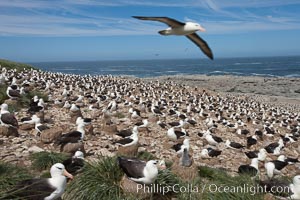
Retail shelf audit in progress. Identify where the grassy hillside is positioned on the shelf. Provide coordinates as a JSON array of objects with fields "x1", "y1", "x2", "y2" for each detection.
[{"x1": 0, "y1": 59, "x2": 36, "y2": 71}]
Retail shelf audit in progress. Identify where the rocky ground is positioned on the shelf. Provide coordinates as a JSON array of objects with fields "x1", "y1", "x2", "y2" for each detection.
[
  {"x1": 1, "y1": 74, "x2": 300, "y2": 182},
  {"x1": 146, "y1": 75, "x2": 300, "y2": 105}
]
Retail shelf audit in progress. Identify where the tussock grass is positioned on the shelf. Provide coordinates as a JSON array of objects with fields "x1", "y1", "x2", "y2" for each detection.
[
  {"x1": 64, "y1": 156, "x2": 123, "y2": 200},
  {"x1": 114, "y1": 112, "x2": 126, "y2": 119},
  {"x1": 0, "y1": 58, "x2": 46, "y2": 106},
  {"x1": 30, "y1": 151, "x2": 68, "y2": 171},
  {"x1": 20, "y1": 90, "x2": 48, "y2": 106},
  {"x1": 0, "y1": 162, "x2": 32, "y2": 197},
  {"x1": 0, "y1": 59, "x2": 35, "y2": 71},
  {"x1": 198, "y1": 166, "x2": 264, "y2": 200},
  {"x1": 0, "y1": 85, "x2": 48, "y2": 110},
  {"x1": 0, "y1": 85, "x2": 7, "y2": 104},
  {"x1": 136, "y1": 151, "x2": 157, "y2": 160},
  {"x1": 0, "y1": 156, "x2": 274, "y2": 199},
  {"x1": 177, "y1": 177, "x2": 202, "y2": 200}
]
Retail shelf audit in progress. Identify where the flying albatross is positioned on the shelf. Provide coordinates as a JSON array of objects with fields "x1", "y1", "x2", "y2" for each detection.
[{"x1": 132, "y1": 16, "x2": 213, "y2": 60}]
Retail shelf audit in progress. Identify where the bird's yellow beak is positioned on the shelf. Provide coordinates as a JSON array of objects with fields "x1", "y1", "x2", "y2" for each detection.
[{"x1": 63, "y1": 169, "x2": 74, "y2": 180}]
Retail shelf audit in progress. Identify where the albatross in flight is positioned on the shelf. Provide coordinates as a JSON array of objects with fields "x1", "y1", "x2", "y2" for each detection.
[{"x1": 132, "y1": 16, "x2": 213, "y2": 60}]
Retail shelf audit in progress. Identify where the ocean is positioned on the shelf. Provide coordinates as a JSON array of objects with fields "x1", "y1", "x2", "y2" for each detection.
[{"x1": 30, "y1": 56, "x2": 300, "y2": 78}]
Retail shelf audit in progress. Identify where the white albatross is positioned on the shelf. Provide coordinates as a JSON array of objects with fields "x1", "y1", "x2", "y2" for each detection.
[
  {"x1": 117, "y1": 157, "x2": 158, "y2": 184},
  {"x1": 132, "y1": 16, "x2": 213, "y2": 60},
  {"x1": 5, "y1": 163, "x2": 73, "y2": 200}
]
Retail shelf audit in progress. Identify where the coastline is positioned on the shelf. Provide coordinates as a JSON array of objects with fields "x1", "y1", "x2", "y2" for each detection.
[{"x1": 143, "y1": 75, "x2": 300, "y2": 106}]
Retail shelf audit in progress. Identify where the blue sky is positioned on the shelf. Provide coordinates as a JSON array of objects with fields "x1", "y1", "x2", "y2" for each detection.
[{"x1": 0, "y1": 0, "x2": 300, "y2": 62}]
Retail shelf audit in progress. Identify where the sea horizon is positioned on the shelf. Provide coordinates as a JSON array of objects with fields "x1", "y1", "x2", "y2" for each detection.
[{"x1": 29, "y1": 55, "x2": 300, "y2": 78}]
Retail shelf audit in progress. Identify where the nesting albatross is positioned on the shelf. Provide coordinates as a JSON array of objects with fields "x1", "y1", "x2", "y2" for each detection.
[
  {"x1": 5, "y1": 163, "x2": 73, "y2": 200},
  {"x1": 132, "y1": 16, "x2": 213, "y2": 60},
  {"x1": 0, "y1": 103, "x2": 18, "y2": 128},
  {"x1": 117, "y1": 157, "x2": 158, "y2": 184}
]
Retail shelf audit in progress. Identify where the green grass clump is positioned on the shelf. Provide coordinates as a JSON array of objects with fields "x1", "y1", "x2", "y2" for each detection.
[
  {"x1": 0, "y1": 83, "x2": 48, "y2": 109},
  {"x1": 136, "y1": 151, "x2": 157, "y2": 161},
  {"x1": 64, "y1": 156, "x2": 124, "y2": 200},
  {"x1": 0, "y1": 59, "x2": 35, "y2": 71},
  {"x1": 0, "y1": 162, "x2": 32, "y2": 197},
  {"x1": 30, "y1": 151, "x2": 68, "y2": 171},
  {"x1": 0, "y1": 58, "x2": 45, "y2": 105},
  {"x1": 177, "y1": 177, "x2": 203, "y2": 200},
  {"x1": 114, "y1": 112, "x2": 126, "y2": 119},
  {"x1": 20, "y1": 90, "x2": 48, "y2": 106},
  {"x1": 198, "y1": 166, "x2": 264, "y2": 200},
  {"x1": 0, "y1": 85, "x2": 7, "y2": 104}
]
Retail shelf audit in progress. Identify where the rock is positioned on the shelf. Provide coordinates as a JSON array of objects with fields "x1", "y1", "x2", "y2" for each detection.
[
  {"x1": 148, "y1": 115, "x2": 159, "y2": 123},
  {"x1": 138, "y1": 147, "x2": 147, "y2": 152},
  {"x1": 117, "y1": 143, "x2": 139, "y2": 157},
  {"x1": 36, "y1": 111, "x2": 45, "y2": 123},
  {"x1": 96, "y1": 148, "x2": 114, "y2": 157},
  {"x1": 138, "y1": 127, "x2": 150, "y2": 135},
  {"x1": 102, "y1": 112, "x2": 112, "y2": 125},
  {"x1": 3, "y1": 155, "x2": 19, "y2": 163},
  {"x1": 150, "y1": 149, "x2": 156, "y2": 154},
  {"x1": 100, "y1": 136, "x2": 108, "y2": 140},
  {"x1": 11, "y1": 137, "x2": 26, "y2": 144},
  {"x1": 84, "y1": 140, "x2": 92, "y2": 147},
  {"x1": 0, "y1": 126, "x2": 19, "y2": 137},
  {"x1": 19, "y1": 123, "x2": 35, "y2": 130},
  {"x1": 263, "y1": 193, "x2": 275, "y2": 200},
  {"x1": 85, "y1": 124, "x2": 94, "y2": 135},
  {"x1": 4, "y1": 99, "x2": 19, "y2": 106},
  {"x1": 171, "y1": 156, "x2": 198, "y2": 182},
  {"x1": 61, "y1": 142, "x2": 85, "y2": 154},
  {"x1": 70, "y1": 110, "x2": 83, "y2": 124},
  {"x1": 28, "y1": 145, "x2": 45, "y2": 153},
  {"x1": 40, "y1": 127, "x2": 63, "y2": 144},
  {"x1": 101, "y1": 124, "x2": 118, "y2": 135}
]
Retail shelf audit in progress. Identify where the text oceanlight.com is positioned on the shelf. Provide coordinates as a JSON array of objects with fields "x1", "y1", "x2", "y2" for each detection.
[{"x1": 136, "y1": 183, "x2": 291, "y2": 195}]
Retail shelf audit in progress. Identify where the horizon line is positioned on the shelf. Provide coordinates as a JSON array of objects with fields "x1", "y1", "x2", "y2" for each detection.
[{"x1": 26, "y1": 54, "x2": 300, "y2": 64}]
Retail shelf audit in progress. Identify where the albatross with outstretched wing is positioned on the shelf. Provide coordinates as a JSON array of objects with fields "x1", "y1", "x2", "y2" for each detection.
[{"x1": 132, "y1": 16, "x2": 213, "y2": 60}]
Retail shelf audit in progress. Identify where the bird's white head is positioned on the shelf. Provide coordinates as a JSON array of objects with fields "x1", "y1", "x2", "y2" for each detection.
[
  {"x1": 147, "y1": 160, "x2": 159, "y2": 169},
  {"x1": 50, "y1": 163, "x2": 73, "y2": 179},
  {"x1": 186, "y1": 22, "x2": 206, "y2": 32},
  {"x1": 225, "y1": 139, "x2": 231, "y2": 146},
  {"x1": 293, "y1": 175, "x2": 300, "y2": 185},
  {"x1": 277, "y1": 155, "x2": 286, "y2": 161},
  {"x1": 32, "y1": 115, "x2": 41, "y2": 123},
  {"x1": 74, "y1": 150, "x2": 84, "y2": 159},
  {"x1": 1, "y1": 103, "x2": 8, "y2": 110},
  {"x1": 183, "y1": 138, "x2": 190, "y2": 145},
  {"x1": 201, "y1": 149, "x2": 209, "y2": 156},
  {"x1": 76, "y1": 117, "x2": 84, "y2": 125}
]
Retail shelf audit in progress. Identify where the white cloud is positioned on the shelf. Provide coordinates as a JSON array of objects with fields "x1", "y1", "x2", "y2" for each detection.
[
  {"x1": 205, "y1": 20, "x2": 300, "y2": 34},
  {"x1": 203, "y1": 0, "x2": 220, "y2": 11},
  {"x1": 0, "y1": 0, "x2": 299, "y2": 36}
]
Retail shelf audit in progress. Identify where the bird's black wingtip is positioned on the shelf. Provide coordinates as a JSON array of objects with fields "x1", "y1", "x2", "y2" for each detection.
[
  {"x1": 132, "y1": 16, "x2": 142, "y2": 19},
  {"x1": 208, "y1": 53, "x2": 214, "y2": 60}
]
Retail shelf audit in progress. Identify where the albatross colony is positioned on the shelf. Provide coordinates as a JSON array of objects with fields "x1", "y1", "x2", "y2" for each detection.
[{"x1": 0, "y1": 66, "x2": 300, "y2": 197}]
